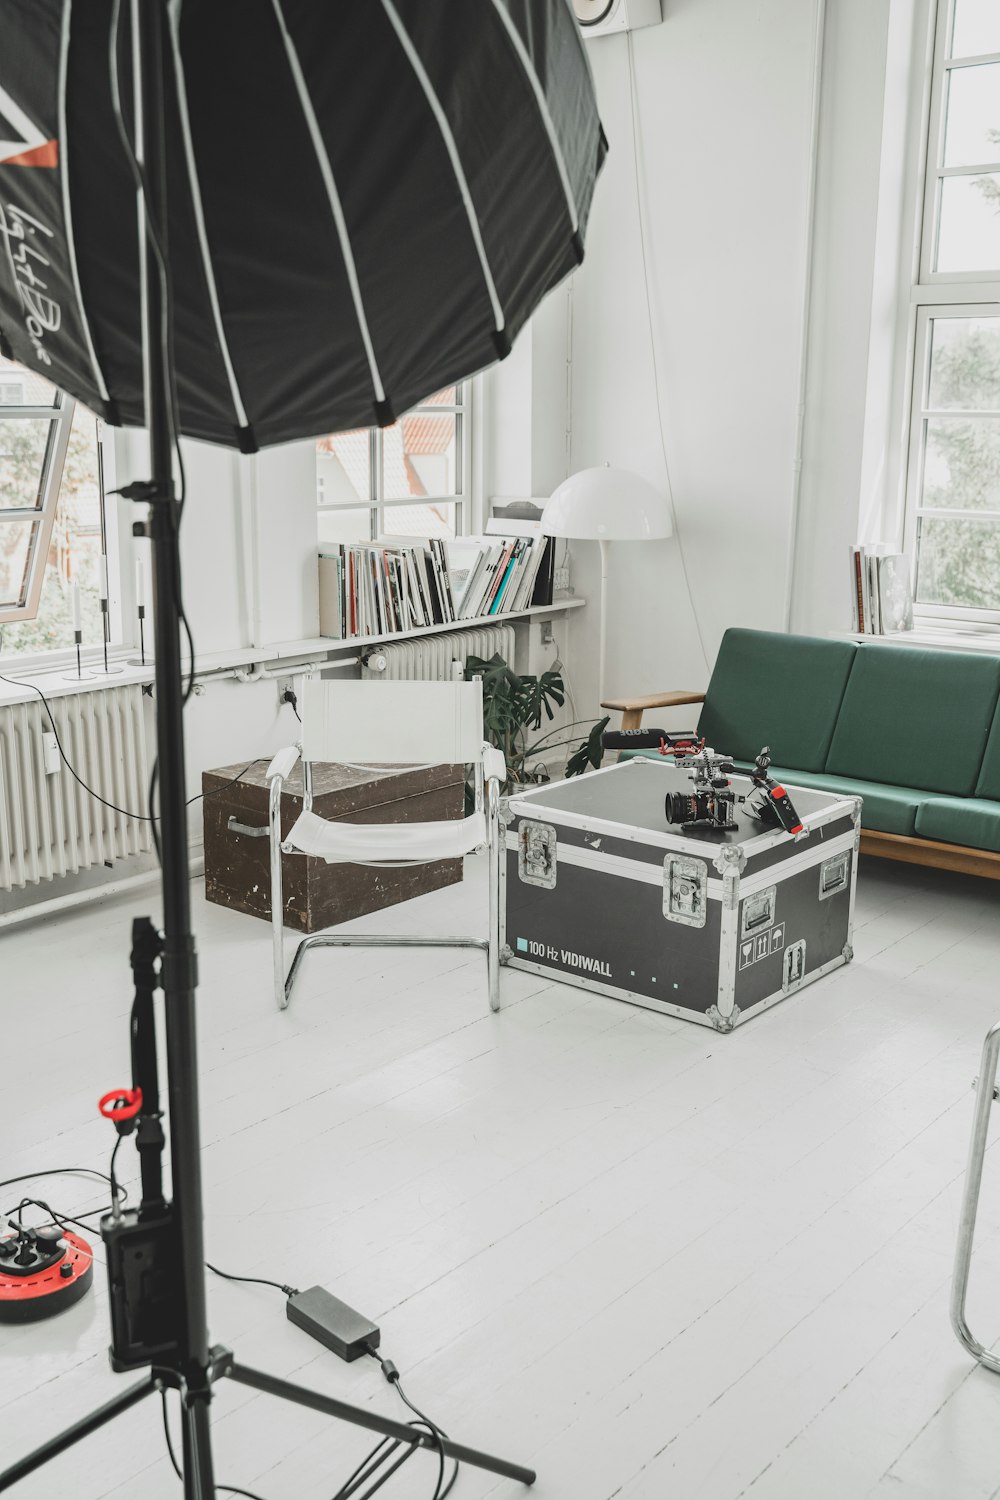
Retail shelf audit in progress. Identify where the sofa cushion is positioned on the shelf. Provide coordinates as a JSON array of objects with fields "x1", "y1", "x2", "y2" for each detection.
[
  {"x1": 696, "y1": 629, "x2": 857, "y2": 773},
  {"x1": 915, "y1": 796, "x2": 1000, "y2": 853},
  {"x1": 825, "y1": 644, "x2": 1000, "y2": 795},
  {"x1": 975, "y1": 703, "x2": 1000, "y2": 799},
  {"x1": 765, "y1": 767, "x2": 924, "y2": 836}
]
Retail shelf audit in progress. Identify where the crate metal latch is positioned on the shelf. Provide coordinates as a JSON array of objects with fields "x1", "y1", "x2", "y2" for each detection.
[
  {"x1": 518, "y1": 820, "x2": 557, "y2": 889},
  {"x1": 663, "y1": 854, "x2": 708, "y2": 928}
]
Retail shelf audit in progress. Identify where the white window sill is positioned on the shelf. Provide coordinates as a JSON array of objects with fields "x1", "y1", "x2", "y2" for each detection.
[{"x1": 838, "y1": 627, "x2": 1000, "y2": 654}]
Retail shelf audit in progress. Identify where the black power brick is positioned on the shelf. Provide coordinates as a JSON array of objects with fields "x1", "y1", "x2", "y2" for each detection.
[{"x1": 286, "y1": 1285, "x2": 380, "y2": 1362}]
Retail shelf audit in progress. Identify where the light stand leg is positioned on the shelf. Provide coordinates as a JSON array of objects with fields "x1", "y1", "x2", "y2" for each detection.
[
  {"x1": 229, "y1": 1364, "x2": 536, "y2": 1487},
  {"x1": 180, "y1": 1395, "x2": 216, "y2": 1500},
  {"x1": 0, "y1": 1379, "x2": 156, "y2": 1491}
]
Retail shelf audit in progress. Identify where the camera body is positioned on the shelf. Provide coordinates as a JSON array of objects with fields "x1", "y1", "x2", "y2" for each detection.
[{"x1": 664, "y1": 747, "x2": 738, "y2": 831}]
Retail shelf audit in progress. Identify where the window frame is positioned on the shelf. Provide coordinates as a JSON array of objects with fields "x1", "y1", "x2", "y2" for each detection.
[
  {"x1": 316, "y1": 378, "x2": 477, "y2": 542},
  {"x1": 901, "y1": 0, "x2": 1000, "y2": 629},
  {"x1": 0, "y1": 389, "x2": 76, "y2": 626},
  {"x1": 0, "y1": 401, "x2": 123, "y2": 668}
]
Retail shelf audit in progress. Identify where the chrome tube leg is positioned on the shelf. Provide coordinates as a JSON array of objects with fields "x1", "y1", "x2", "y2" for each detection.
[
  {"x1": 487, "y1": 778, "x2": 501, "y2": 1014},
  {"x1": 269, "y1": 775, "x2": 288, "y2": 1011},
  {"x1": 952, "y1": 1020, "x2": 1000, "y2": 1372}
]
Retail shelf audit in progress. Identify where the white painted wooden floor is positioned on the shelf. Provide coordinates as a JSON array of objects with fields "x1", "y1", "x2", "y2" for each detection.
[{"x1": 4, "y1": 855, "x2": 1000, "y2": 1499}]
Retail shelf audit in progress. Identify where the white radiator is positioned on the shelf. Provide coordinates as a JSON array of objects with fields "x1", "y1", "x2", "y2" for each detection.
[
  {"x1": 0, "y1": 685, "x2": 152, "y2": 893},
  {"x1": 362, "y1": 624, "x2": 516, "y2": 681}
]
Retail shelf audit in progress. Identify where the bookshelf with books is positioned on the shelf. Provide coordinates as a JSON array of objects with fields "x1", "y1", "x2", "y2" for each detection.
[{"x1": 318, "y1": 529, "x2": 555, "y2": 642}]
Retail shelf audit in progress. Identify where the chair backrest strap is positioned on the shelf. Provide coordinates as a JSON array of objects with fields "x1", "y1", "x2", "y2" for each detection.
[{"x1": 300, "y1": 678, "x2": 485, "y2": 765}]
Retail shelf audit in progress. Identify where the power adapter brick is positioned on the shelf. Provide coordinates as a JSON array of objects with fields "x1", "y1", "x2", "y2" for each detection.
[{"x1": 286, "y1": 1285, "x2": 380, "y2": 1363}]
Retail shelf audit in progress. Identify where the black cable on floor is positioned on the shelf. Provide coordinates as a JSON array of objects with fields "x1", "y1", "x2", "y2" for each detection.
[{"x1": 206, "y1": 1262, "x2": 299, "y2": 1298}]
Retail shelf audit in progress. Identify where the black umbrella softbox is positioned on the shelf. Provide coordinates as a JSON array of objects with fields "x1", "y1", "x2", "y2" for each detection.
[
  {"x1": 0, "y1": 4, "x2": 605, "y2": 1496},
  {"x1": 0, "y1": 0, "x2": 605, "y2": 450}
]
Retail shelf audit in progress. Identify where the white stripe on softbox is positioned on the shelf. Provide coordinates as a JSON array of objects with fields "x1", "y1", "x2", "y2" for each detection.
[
  {"x1": 379, "y1": 0, "x2": 506, "y2": 337},
  {"x1": 167, "y1": 0, "x2": 250, "y2": 431},
  {"x1": 487, "y1": 0, "x2": 580, "y2": 233},
  {"x1": 59, "y1": 0, "x2": 111, "y2": 404},
  {"x1": 270, "y1": 0, "x2": 387, "y2": 407}
]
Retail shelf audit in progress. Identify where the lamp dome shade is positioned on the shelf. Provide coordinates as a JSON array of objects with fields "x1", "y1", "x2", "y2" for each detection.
[{"x1": 541, "y1": 467, "x2": 672, "y2": 540}]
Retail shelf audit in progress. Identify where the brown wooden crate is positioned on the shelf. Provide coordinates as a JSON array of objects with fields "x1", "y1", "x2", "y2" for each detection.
[{"x1": 203, "y1": 760, "x2": 466, "y2": 933}]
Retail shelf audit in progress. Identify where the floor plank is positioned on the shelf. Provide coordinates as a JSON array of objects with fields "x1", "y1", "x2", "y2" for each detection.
[{"x1": 3, "y1": 855, "x2": 1000, "y2": 1498}]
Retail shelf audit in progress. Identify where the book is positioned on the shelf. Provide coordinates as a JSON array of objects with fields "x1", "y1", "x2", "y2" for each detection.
[
  {"x1": 847, "y1": 544, "x2": 913, "y2": 636},
  {"x1": 876, "y1": 553, "x2": 914, "y2": 633}
]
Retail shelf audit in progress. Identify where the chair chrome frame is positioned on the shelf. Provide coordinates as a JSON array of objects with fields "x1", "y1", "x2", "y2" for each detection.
[
  {"x1": 268, "y1": 751, "x2": 503, "y2": 1014},
  {"x1": 952, "y1": 1020, "x2": 1000, "y2": 1373}
]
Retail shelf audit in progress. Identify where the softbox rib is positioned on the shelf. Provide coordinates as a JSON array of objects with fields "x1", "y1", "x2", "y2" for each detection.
[
  {"x1": 166, "y1": 0, "x2": 250, "y2": 438},
  {"x1": 379, "y1": 0, "x2": 506, "y2": 343},
  {"x1": 270, "y1": 0, "x2": 389, "y2": 418},
  {"x1": 487, "y1": 0, "x2": 581, "y2": 236},
  {"x1": 58, "y1": 0, "x2": 111, "y2": 407}
]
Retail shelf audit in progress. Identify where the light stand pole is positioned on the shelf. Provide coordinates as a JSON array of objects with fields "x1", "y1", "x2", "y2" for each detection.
[{"x1": 0, "y1": 5, "x2": 534, "y2": 1494}]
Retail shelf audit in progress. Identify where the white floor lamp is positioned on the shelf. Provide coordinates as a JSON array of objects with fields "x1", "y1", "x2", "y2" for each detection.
[{"x1": 542, "y1": 466, "x2": 672, "y2": 705}]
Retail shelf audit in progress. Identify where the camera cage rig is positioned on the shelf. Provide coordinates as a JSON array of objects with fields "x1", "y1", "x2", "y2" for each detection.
[{"x1": 600, "y1": 729, "x2": 804, "y2": 837}]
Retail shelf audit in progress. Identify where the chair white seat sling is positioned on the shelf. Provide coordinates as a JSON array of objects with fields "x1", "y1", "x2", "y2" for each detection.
[{"x1": 265, "y1": 678, "x2": 506, "y2": 1012}]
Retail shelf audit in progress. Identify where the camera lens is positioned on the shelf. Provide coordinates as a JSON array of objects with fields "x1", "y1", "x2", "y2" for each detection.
[{"x1": 665, "y1": 792, "x2": 689, "y2": 825}]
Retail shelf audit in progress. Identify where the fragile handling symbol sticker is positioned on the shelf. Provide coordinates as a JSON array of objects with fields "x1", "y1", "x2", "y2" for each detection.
[{"x1": 739, "y1": 922, "x2": 785, "y2": 970}]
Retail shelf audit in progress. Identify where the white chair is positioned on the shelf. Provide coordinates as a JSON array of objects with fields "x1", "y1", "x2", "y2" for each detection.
[
  {"x1": 265, "y1": 677, "x2": 506, "y2": 1013},
  {"x1": 952, "y1": 1019, "x2": 1000, "y2": 1372}
]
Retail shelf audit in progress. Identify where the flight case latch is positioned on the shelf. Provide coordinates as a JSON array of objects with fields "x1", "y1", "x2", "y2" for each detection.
[
  {"x1": 663, "y1": 855, "x2": 708, "y2": 928},
  {"x1": 518, "y1": 820, "x2": 558, "y2": 889}
]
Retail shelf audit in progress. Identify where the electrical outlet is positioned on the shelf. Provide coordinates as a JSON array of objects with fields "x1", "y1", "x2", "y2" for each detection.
[
  {"x1": 539, "y1": 620, "x2": 554, "y2": 645},
  {"x1": 553, "y1": 565, "x2": 570, "y2": 594},
  {"x1": 277, "y1": 677, "x2": 294, "y2": 709}
]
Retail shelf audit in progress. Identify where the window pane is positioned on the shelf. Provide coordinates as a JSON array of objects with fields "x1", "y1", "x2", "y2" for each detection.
[
  {"x1": 381, "y1": 502, "x2": 458, "y2": 539},
  {"x1": 951, "y1": 0, "x2": 1000, "y2": 59},
  {"x1": 317, "y1": 430, "x2": 371, "y2": 506},
  {"x1": 928, "y1": 316, "x2": 1000, "y2": 409},
  {"x1": 382, "y1": 412, "x2": 460, "y2": 500},
  {"x1": 318, "y1": 507, "x2": 373, "y2": 546},
  {"x1": 943, "y1": 63, "x2": 1000, "y2": 167},
  {"x1": 0, "y1": 519, "x2": 36, "y2": 607},
  {"x1": 936, "y1": 173, "x2": 1000, "y2": 270},
  {"x1": 0, "y1": 406, "x2": 103, "y2": 652},
  {"x1": 922, "y1": 416, "x2": 1000, "y2": 508},
  {"x1": 0, "y1": 417, "x2": 54, "y2": 512},
  {"x1": 916, "y1": 515, "x2": 1000, "y2": 608},
  {"x1": 0, "y1": 354, "x2": 59, "y2": 408}
]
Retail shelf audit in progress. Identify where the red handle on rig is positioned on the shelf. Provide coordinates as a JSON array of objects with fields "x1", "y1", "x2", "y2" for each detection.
[{"x1": 98, "y1": 1088, "x2": 143, "y2": 1123}]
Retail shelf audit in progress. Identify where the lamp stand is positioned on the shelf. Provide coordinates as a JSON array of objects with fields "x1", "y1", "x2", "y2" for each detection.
[{"x1": 599, "y1": 536, "x2": 609, "y2": 708}]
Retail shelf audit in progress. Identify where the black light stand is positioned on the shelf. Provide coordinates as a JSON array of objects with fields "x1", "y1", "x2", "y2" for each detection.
[{"x1": 0, "y1": 5, "x2": 534, "y2": 1496}]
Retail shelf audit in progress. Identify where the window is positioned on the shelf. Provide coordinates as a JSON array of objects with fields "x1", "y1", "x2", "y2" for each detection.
[
  {"x1": 317, "y1": 383, "x2": 472, "y2": 547},
  {"x1": 905, "y1": 0, "x2": 1000, "y2": 622},
  {"x1": 0, "y1": 355, "x2": 108, "y2": 657}
]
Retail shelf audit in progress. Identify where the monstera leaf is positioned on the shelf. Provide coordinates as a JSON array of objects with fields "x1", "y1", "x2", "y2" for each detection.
[{"x1": 566, "y1": 716, "x2": 610, "y2": 778}]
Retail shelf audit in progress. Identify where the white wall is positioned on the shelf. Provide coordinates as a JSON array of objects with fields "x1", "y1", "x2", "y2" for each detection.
[
  {"x1": 496, "y1": 0, "x2": 905, "y2": 732},
  {"x1": 109, "y1": 0, "x2": 913, "y2": 855}
]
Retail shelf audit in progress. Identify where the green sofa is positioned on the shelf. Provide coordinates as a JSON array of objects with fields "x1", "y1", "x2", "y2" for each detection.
[{"x1": 603, "y1": 627, "x2": 1000, "y2": 880}]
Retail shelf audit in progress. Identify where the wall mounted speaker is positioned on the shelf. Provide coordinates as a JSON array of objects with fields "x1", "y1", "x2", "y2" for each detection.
[{"x1": 573, "y1": 0, "x2": 662, "y2": 38}]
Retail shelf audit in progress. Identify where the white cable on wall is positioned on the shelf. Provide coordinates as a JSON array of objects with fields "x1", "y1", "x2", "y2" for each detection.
[
  {"x1": 783, "y1": 0, "x2": 828, "y2": 631},
  {"x1": 625, "y1": 32, "x2": 710, "y2": 673}
]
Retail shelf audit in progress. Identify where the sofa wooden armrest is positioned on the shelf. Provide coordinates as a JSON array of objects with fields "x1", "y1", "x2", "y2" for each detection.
[{"x1": 600, "y1": 690, "x2": 705, "y2": 733}]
